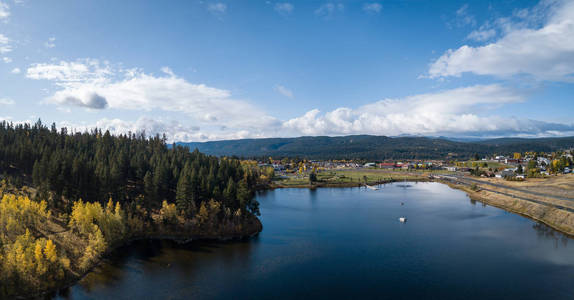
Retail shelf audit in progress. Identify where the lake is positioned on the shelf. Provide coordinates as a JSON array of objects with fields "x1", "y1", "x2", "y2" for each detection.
[{"x1": 54, "y1": 182, "x2": 574, "y2": 299}]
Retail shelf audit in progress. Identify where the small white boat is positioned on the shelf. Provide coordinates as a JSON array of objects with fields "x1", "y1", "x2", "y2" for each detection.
[
  {"x1": 365, "y1": 185, "x2": 379, "y2": 190},
  {"x1": 399, "y1": 217, "x2": 407, "y2": 223}
]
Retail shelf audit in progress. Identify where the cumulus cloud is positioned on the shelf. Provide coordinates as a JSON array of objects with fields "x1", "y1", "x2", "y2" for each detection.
[
  {"x1": 24, "y1": 59, "x2": 574, "y2": 140},
  {"x1": 0, "y1": 34, "x2": 12, "y2": 54},
  {"x1": 429, "y1": 0, "x2": 574, "y2": 82},
  {"x1": 2, "y1": 56, "x2": 11, "y2": 63},
  {"x1": 274, "y1": 84, "x2": 293, "y2": 98},
  {"x1": 59, "y1": 92, "x2": 108, "y2": 109},
  {"x1": 283, "y1": 84, "x2": 574, "y2": 137},
  {"x1": 207, "y1": 3, "x2": 227, "y2": 14},
  {"x1": 10, "y1": 67, "x2": 19, "y2": 74},
  {"x1": 59, "y1": 116, "x2": 277, "y2": 143},
  {"x1": 59, "y1": 117, "x2": 201, "y2": 142},
  {"x1": 274, "y1": 2, "x2": 293, "y2": 15},
  {"x1": 363, "y1": 3, "x2": 382, "y2": 14},
  {"x1": 26, "y1": 59, "x2": 280, "y2": 130},
  {"x1": 315, "y1": 3, "x2": 344, "y2": 18}
]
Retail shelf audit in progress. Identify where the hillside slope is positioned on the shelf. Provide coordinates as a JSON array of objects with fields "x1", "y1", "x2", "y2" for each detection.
[{"x1": 178, "y1": 135, "x2": 574, "y2": 159}]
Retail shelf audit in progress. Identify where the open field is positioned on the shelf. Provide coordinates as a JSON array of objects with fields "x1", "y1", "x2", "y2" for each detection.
[
  {"x1": 271, "y1": 169, "x2": 454, "y2": 188},
  {"x1": 472, "y1": 174, "x2": 574, "y2": 200},
  {"x1": 443, "y1": 174, "x2": 574, "y2": 235}
]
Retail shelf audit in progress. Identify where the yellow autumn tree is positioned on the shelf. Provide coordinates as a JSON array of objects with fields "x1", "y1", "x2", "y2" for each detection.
[
  {"x1": 44, "y1": 239, "x2": 57, "y2": 263},
  {"x1": 79, "y1": 224, "x2": 107, "y2": 271},
  {"x1": 197, "y1": 202, "x2": 209, "y2": 225},
  {"x1": 159, "y1": 200, "x2": 177, "y2": 224}
]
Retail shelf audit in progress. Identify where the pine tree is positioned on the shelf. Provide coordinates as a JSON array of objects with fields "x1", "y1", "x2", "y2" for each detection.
[{"x1": 175, "y1": 169, "x2": 192, "y2": 216}]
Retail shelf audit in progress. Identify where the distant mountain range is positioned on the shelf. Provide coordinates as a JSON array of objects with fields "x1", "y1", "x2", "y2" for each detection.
[{"x1": 177, "y1": 135, "x2": 574, "y2": 160}]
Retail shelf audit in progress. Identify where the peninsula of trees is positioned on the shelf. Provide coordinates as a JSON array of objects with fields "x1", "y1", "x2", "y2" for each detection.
[{"x1": 0, "y1": 120, "x2": 264, "y2": 298}]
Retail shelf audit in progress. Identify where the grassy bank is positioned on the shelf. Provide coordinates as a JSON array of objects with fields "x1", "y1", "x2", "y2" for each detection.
[
  {"x1": 271, "y1": 169, "x2": 440, "y2": 188},
  {"x1": 442, "y1": 175, "x2": 574, "y2": 236}
]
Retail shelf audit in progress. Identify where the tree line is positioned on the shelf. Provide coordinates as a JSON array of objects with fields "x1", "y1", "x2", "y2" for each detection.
[
  {"x1": 0, "y1": 120, "x2": 260, "y2": 216},
  {"x1": 0, "y1": 120, "x2": 266, "y2": 297}
]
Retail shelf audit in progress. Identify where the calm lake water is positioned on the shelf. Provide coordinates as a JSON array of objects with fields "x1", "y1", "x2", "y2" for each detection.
[{"x1": 55, "y1": 182, "x2": 574, "y2": 299}]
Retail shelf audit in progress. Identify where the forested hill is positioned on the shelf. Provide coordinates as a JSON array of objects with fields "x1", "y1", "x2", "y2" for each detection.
[
  {"x1": 0, "y1": 120, "x2": 264, "y2": 297},
  {"x1": 178, "y1": 135, "x2": 574, "y2": 160},
  {"x1": 0, "y1": 120, "x2": 261, "y2": 215}
]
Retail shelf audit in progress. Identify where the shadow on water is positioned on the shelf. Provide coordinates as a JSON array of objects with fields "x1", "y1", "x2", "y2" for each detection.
[
  {"x1": 532, "y1": 222, "x2": 569, "y2": 248},
  {"x1": 55, "y1": 238, "x2": 259, "y2": 299}
]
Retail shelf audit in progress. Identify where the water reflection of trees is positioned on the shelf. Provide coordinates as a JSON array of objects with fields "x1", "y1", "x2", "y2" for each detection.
[
  {"x1": 57, "y1": 238, "x2": 259, "y2": 299},
  {"x1": 532, "y1": 222, "x2": 570, "y2": 249}
]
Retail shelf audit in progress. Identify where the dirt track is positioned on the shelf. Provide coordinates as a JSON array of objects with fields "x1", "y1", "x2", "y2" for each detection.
[{"x1": 441, "y1": 174, "x2": 574, "y2": 236}]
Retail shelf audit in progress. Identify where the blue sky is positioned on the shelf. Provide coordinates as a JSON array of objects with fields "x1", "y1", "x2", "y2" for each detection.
[{"x1": 0, "y1": 0, "x2": 573, "y2": 141}]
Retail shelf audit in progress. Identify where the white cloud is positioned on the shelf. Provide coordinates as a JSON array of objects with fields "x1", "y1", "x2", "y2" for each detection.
[
  {"x1": 26, "y1": 59, "x2": 280, "y2": 131},
  {"x1": 2, "y1": 56, "x2": 11, "y2": 63},
  {"x1": 363, "y1": 3, "x2": 382, "y2": 14},
  {"x1": 27, "y1": 59, "x2": 112, "y2": 82},
  {"x1": 274, "y1": 2, "x2": 294, "y2": 15},
  {"x1": 274, "y1": 84, "x2": 293, "y2": 98},
  {"x1": 0, "y1": 1, "x2": 9, "y2": 21},
  {"x1": 455, "y1": 4, "x2": 476, "y2": 27},
  {"x1": 10, "y1": 67, "x2": 20, "y2": 74},
  {"x1": 160, "y1": 66, "x2": 175, "y2": 76},
  {"x1": 283, "y1": 84, "x2": 573, "y2": 137},
  {"x1": 429, "y1": 0, "x2": 574, "y2": 82},
  {"x1": 59, "y1": 117, "x2": 201, "y2": 142},
  {"x1": 14, "y1": 62, "x2": 574, "y2": 140},
  {"x1": 0, "y1": 34, "x2": 12, "y2": 54},
  {"x1": 59, "y1": 116, "x2": 277, "y2": 143},
  {"x1": 466, "y1": 28, "x2": 496, "y2": 42},
  {"x1": 207, "y1": 3, "x2": 227, "y2": 14},
  {"x1": 0, "y1": 97, "x2": 14, "y2": 105},
  {"x1": 315, "y1": 3, "x2": 344, "y2": 18},
  {"x1": 44, "y1": 37, "x2": 56, "y2": 48}
]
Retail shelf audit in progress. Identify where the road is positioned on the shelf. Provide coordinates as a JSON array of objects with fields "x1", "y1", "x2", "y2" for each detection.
[
  {"x1": 434, "y1": 173, "x2": 574, "y2": 213},
  {"x1": 452, "y1": 174, "x2": 574, "y2": 202}
]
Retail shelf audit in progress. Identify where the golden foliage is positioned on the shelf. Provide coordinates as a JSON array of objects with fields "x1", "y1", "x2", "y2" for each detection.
[
  {"x1": 0, "y1": 194, "x2": 49, "y2": 238},
  {"x1": 69, "y1": 199, "x2": 125, "y2": 243},
  {"x1": 159, "y1": 200, "x2": 178, "y2": 224},
  {"x1": 68, "y1": 199, "x2": 127, "y2": 271}
]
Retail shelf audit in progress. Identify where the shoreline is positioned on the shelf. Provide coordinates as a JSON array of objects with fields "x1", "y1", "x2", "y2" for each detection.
[
  {"x1": 28, "y1": 178, "x2": 574, "y2": 299},
  {"x1": 268, "y1": 177, "x2": 431, "y2": 189},
  {"x1": 442, "y1": 181, "x2": 574, "y2": 237},
  {"x1": 22, "y1": 219, "x2": 263, "y2": 300},
  {"x1": 271, "y1": 177, "x2": 574, "y2": 237}
]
